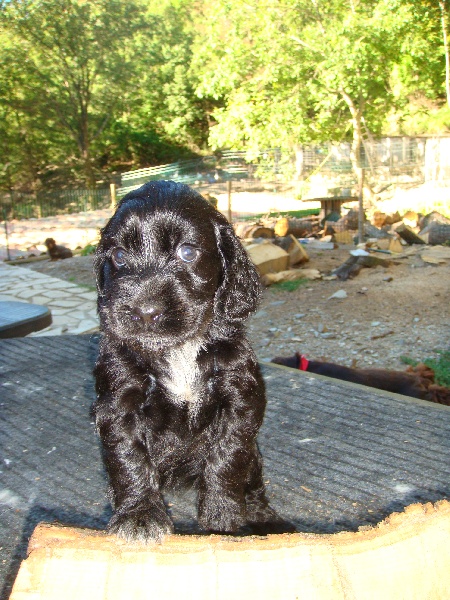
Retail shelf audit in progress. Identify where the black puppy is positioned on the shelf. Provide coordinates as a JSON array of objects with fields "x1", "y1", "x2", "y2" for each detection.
[{"x1": 93, "y1": 180, "x2": 290, "y2": 542}]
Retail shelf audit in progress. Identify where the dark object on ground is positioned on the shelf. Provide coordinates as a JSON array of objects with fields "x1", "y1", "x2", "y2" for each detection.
[
  {"x1": 405, "y1": 363, "x2": 450, "y2": 406},
  {"x1": 419, "y1": 210, "x2": 450, "y2": 231},
  {"x1": 0, "y1": 301, "x2": 52, "y2": 338},
  {"x1": 44, "y1": 238, "x2": 73, "y2": 260},
  {"x1": 93, "y1": 180, "x2": 293, "y2": 543},
  {"x1": 332, "y1": 253, "x2": 392, "y2": 280},
  {"x1": 394, "y1": 223, "x2": 426, "y2": 245},
  {"x1": 427, "y1": 222, "x2": 450, "y2": 245},
  {"x1": 271, "y1": 352, "x2": 450, "y2": 404}
]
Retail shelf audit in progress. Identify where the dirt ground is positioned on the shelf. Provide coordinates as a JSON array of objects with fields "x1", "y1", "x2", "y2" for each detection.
[{"x1": 17, "y1": 242, "x2": 450, "y2": 371}]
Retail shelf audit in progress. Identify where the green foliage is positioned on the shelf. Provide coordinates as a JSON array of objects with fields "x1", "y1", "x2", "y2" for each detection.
[
  {"x1": 0, "y1": 0, "x2": 209, "y2": 190},
  {"x1": 399, "y1": 102, "x2": 450, "y2": 136},
  {"x1": 80, "y1": 244, "x2": 97, "y2": 256},
  {"x1": 401, "y1": 351, "x2": 450, "y2": 388},
  {"x1": 271, "y1": 278, "x2": 309, "y2": 293},
  {"x1": 240, "y1": 208, "x2": 319, "y2": 222},
  {"x1": 1, "y1": 0, "x2": 449, "y2": 190},
  {"x1": 194, "y1": 0, "x2": 412, "y2": 152}
]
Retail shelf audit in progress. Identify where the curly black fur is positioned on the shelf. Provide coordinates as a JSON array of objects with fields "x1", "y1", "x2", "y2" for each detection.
[{"x1": 93, "y1": 181, "x2": 292, "y2": 542}]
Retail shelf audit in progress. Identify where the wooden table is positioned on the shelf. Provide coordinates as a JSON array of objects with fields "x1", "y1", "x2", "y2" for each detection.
[
  {"x1": 305, "y1": 196, "x2": 357, "y2": 220},
  {"x1": 0, "y1": 301, "x2": 52, "y2": 338},
  {"x1": 1, "y1": 335, "x2": 449, "y2": 598}
]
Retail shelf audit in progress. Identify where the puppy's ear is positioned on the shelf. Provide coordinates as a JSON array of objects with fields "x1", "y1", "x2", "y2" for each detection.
[
  {"x1": 93, "y1": 242, "x2": 112, "y2": 306},
  {"x1": 214, "y1": 223, "x2": 261, "y2": 324}
]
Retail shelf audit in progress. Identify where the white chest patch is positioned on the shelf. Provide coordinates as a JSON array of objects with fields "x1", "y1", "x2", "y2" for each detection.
[{"x1": 163, "y1": 340, "x2": 203, "y2": 405}]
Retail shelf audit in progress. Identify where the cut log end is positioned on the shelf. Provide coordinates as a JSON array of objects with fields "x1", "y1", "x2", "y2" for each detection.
[{"x1": 9, "y1": 500, "x2": 450, "y2": 599}]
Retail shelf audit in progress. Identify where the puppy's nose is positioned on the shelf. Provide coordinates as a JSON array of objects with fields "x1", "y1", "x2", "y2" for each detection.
[{"x1": 130, "y1": 305, "x2": 163, "y2": 324}]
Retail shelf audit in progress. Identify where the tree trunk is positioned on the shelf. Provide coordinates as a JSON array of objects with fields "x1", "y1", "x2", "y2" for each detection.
[
  {"x1": 77, "y1": 88, "x2": 96, "y2": 189},
  {"x1": 439, "y1": 0, "x2": 450, "y2": 107},
  {"x1": 340, "y1": 89, "x2": 375, "y2": 201}
]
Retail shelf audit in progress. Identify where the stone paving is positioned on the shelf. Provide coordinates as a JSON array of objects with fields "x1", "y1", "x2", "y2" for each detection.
[{"x1": 0, "y1": 262, "x2": 98, "y2": 336}]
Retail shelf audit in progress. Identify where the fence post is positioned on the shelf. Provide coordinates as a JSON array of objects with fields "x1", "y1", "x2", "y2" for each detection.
[
  {"x1": 227, "y1": 180, "x2": 232, "y2": 223},
  {"x1": 3, "y1": 208, "x2": 11, "y2": 261},
  {"x1": 110, "y1": 183, "x2": 117, "y2": 211},
  {"x1": 36, "y1": 193, "x2": 42, "y2": 219}
]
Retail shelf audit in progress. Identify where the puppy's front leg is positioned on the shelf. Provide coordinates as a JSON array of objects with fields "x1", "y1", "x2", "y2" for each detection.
[
  {"x1": 197, "y1": 392, "x2": 263, "y2": 533},
  {"x1": 197, "y1": 439, "x2": 249, "y2": 533},
  {"x1": 94, "y1": 362, "x2": 173, "y2": 542}
]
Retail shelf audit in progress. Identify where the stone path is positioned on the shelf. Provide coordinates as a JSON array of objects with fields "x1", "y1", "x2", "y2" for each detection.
[{"x1": 0, "y1": 262, "x2": 98, "y2": 336}]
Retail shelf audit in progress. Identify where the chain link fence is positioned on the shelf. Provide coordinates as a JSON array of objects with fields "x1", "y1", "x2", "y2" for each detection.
[
  {"x1": 1, "y1": 188, "x2": 112, "y2": 221},
  {"x1": 2, "y1": 136, "x2": 448, "y2": 222}
]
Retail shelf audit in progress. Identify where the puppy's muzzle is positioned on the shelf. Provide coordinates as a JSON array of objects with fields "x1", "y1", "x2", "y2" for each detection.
[{"x1": 130, "y1": 304, "x2": 164, "y2": 325}]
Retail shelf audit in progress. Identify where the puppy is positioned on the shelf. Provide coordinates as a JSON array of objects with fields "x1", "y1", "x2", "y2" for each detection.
[
  {"x1": 93, "y1": 180, "x2": 291, "y2": 542},
  {"x1": 44, "y1": 238, "x2": 73, "y2": 260},
  {"x1": 271, "y1": 352, "x2": 433, "y2": 400}
]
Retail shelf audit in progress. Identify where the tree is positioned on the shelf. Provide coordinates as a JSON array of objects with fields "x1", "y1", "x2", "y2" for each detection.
[
  {"x1": 123, "y1": 2, "x2": 217, "y2": 155},
  {"x1": 0, "y1": 0, "x2": 150, "y2": 188},
  {"x1": 193, "y1": 0, "x2": 416, "y2": 191}
]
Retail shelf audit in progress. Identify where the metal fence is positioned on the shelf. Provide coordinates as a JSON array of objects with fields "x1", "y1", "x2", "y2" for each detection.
[
  {"x1": 118, "y1": 149, "x2": 285, "y2": 198},
  {"x1": 118, "y1": 139, "x2": 427, "y2": 201},
  {"x1": 0, "y1": 137, "x2": 443, "y2": 221},
  {"x1": 298, "y1": 137, "x2": 424, "y2": 174},
  {"x1": 0, "y1": 188, "x2": 112, "y2": 221}
]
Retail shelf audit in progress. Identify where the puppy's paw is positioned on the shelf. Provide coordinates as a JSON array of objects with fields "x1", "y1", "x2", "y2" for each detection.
[
  {"x1": 108, "y1": 506, "x2": 174, "y2": 543},
  {"x1": 246, "y1": 518, "x2": 297, "y2": 535},
  {"x1": 198, "y1": 493, "x2": 246, "y2": 533},
  {"x1": 246, "y1": 505, "x2": 297, "y2": 535}
]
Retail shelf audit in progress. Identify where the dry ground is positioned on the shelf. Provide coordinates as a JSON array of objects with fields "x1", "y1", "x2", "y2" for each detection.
[{"x1": 17, "y1": 242, "x2": 450, "y2": 370}]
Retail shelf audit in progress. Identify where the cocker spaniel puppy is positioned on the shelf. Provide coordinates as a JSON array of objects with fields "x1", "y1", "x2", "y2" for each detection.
[
  {"x1": 93, "y1": 180, "x2": 291, "y2": 542},
  {"x1": 44, "y1": 237, "x2": 73, "y2": 260}
]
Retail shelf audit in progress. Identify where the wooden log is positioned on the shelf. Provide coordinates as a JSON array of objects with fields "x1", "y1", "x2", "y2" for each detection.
[
  {"x1": 274, "y1": 217, "x2": 314, "y2": 238},
  {"x1": 262, "y1": 268, "x2": 321, "y2": 285},
  {"x1": 273, "y1": 235, "x2": 309, "y2": 266},
  {"x1": 234, "y1": 222, "x2": 274, "y2": 239},
  {"x1": 334, "y1": 230, "x2": 356, "y2": 244},
  {"x1": 288, "y1": 234, "x2": 309, "y2": 265},
  {"x1": 245, "y1": 242, "x2": 290, "y2": 275},
  {"x1": 395, "y1": 223, "x2": 426, "y2": 245},
  {"x1": 427, "y1": 223, "x2": 450, "y2": 245},
  {"x1": 10, "y1": 501, "x2": 450, "y2": 600}
]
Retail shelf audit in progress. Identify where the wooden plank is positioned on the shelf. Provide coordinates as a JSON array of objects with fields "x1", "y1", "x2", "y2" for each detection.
[
  {"x1": 10, "y1": 501, "x2": 450, "y2": 600},
  {"x1": 288, "y1": 234, "x2": 309, "y2": 265}
]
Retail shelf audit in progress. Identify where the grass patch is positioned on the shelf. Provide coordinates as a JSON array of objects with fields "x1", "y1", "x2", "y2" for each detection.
[
  {"x1": 401, "y1": 351, "x2": 450, "y2": 388},
  {"x1": 241, "y1": 208, "x2": 320, "y2": 221},
  {"x1": 271, "y1": 278, "x2": 309, "y2": 292},
  {"x1": 81, "y1": 243, "x2": 97, "y2": 256}
]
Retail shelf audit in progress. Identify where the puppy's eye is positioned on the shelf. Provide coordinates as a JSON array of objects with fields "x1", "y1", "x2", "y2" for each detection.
[
  {"x1": 111, "y1": 247, "x2": 127, "y2": 268},
  {"x1": 177, "y1": 244, "x2": 199, "y2": 263}
]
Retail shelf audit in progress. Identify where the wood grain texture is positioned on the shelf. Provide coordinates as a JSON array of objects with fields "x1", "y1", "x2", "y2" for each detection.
[{"x1": 10, "y1": 500, "x2": 450, "y2": 600}]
